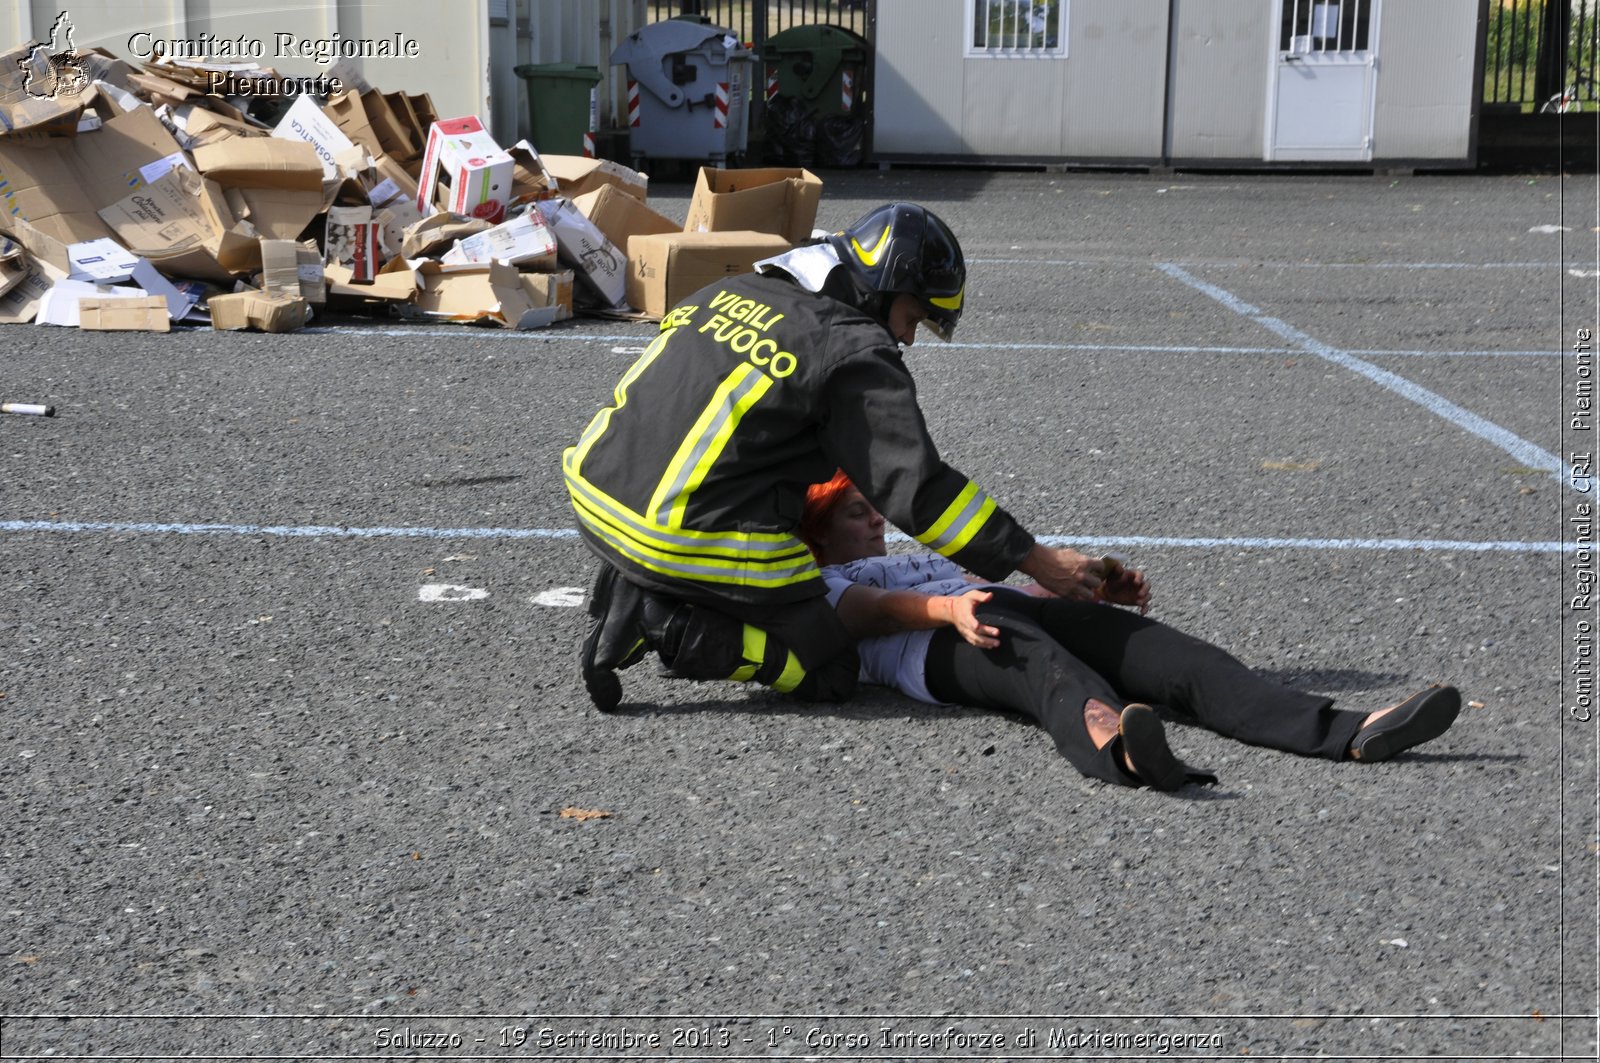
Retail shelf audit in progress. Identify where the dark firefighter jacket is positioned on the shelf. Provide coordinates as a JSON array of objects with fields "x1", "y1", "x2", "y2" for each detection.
[{"x1": 562, "y1": 268, "x2": 1036, "y2": 605}]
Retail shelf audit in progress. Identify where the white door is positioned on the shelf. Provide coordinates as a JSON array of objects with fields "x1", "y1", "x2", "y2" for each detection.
[{"x1": 1267, "y1": 0, "x2": 1379, "y2": 161}]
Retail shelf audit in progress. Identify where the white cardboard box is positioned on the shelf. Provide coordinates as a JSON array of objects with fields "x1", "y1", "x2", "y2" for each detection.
[
  {"x1": 441, "y1": 211, "x2": 558, "y2": 269},
  {"x1": 415, "y1": 116, "x2": 513, "y2": 225},
  {"x1": 272, "y1": 95, "x2": 358, "y2": 179},
  {"x1": 536, "y1": 198, "x2": 627, "y2": 308}
]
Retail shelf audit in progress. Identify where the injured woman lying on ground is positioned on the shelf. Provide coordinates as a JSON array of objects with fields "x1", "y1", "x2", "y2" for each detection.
[{"x1": 798, "y1": 469, "x2": 1462, "y2": 792}]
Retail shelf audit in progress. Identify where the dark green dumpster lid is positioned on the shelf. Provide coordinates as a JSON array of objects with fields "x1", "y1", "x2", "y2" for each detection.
[
  {"x1": 513, "y1": 63, "x2": 602, "y2": 82},
  {"x1": 764, "y1": 24, "x2": 869, "y2": 56}
]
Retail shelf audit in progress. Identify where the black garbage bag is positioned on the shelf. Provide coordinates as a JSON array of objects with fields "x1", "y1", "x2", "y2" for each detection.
[
  {"x1": 764, "y1": 96, "x2": 817, "y2": 167},
  {"x1": 815, "y1": 111, "x2": 865, "y2": 168}
]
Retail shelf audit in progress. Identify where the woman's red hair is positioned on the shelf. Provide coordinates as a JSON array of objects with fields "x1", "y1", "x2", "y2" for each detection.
[{"x1": 799, "y1": 469, "x2": 857, "y2": 559}]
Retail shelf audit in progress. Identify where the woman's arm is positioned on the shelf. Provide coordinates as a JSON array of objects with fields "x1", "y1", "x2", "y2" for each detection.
[{"x1": 834, "y1": 585, "x2": 1000, "y2": 649}]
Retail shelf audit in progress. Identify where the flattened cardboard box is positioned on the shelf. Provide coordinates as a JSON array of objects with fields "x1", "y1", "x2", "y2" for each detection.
[
  {"x1": 0, "y1": 106, "x2": 187, "y2": 245},
  {"x1": 572, "y1": 185, "x2": 678, "y2": 259},
  {"x1": 324, "y1": 261, "x2": 417, "y2": 303},
  {"x1": 683, "y1": 167, "x2": 822, "y2": 244},
  {"x1": 191, "y1": 138, "x2": 325, "y2": 241},
  {"x1": 96, "y1": 167, "x2": 260, "y2": 281},
  {"x1": 412, "y1": 260, "x2": 553, "y2": 329},
  {"x1": 209, "y1": 290, "x2": 309, "y2": 333},
  {"x1": 37, "y1": 279, "x2": 170, "y2": 327},
  {"x1": 0, "y1": 45, "x2": 130, "y2": 135},
  {"x1": 359, "y1": 89, "x2": 420, "y2": 163},
  {"x1": 401, "y1": 213, "x2": 489, "y2": 260},
  {"x1": 296, "y1": 243, "x2": 326, "y2": 305},
  {"x1": 253, "y1": 239, "x2": 326, "y2": 306},
  {"x1": 506, "y1": 141, "x2": 559, "y2": 205},
  {"x1": 259, "y1": 239, "x2": 296, "y2": 294},
  {"x1": 323, "y1": 90, "x2": 384, "y2": 160},
  {"x1": 520, "y1": 269, "x2": 574, "y2": 322},
  {"x1": 541, "y1": 155, "x2": 648, "y2": 202},
  {"x1": 0, "y1": 253, "x2": 27, "y2": 300},
  {"x1": 172, "y1": 105, "x2": 266, "y2": 151},
  {"x1": 626, "y1": 230, "x2": 790, "y2": 319},
  {"x1": 59, "y1": 240, "x2": 197, "y2": 320},
  {"x1": 78, "y1": 295, "x2": 170, "y2": 332},
  {"x1": 0, "y1": 253, "x2": 65, "y2": 324}
]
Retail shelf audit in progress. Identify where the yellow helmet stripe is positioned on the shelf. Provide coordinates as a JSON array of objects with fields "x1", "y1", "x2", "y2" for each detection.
[
  {"x1": 928, "y1": 289, "x2": 963, "y2": 311},
  {"x1": 851, "y1": 224, "x2": 892, "y2": 267}
]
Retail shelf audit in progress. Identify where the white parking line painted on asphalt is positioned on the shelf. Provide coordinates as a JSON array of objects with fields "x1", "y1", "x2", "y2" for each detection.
[
  {"x1": 974, "y1": 258, "x2": 1562, "y2": 270},
  {"x1": 0, "y1": 519, "x2": 580, "y2": 540},
  {"x1": 0, "y1": 519, "x2": 1573, "y2": 553},
  {"x1": 298, "y1": 327, "x2": 1561, "y2": 360},
  {"x1": 1157, "y1": 263, "x2": 1574, "y2": 490},
  {"x1": 418, "y1": 583, "x2": 489, "y2": 602},
  {"x1": 531, "y1": 587, "x2": 585, "y2": 606}
]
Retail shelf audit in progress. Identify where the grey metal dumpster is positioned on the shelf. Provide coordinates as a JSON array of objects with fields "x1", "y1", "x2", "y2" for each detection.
[{"x1": 610, "y1": 20, "x2": 753, "y2": 167}]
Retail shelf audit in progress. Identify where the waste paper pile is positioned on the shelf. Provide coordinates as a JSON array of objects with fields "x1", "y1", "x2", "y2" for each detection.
[{"x1": 0, "y1": 43, "x2": 822, "y2": 334}]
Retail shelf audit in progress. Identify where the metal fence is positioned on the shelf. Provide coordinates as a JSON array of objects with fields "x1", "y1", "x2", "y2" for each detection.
[
  {"x1": 1485, "y1": 0, "x2": 1600, "y2": 110},
  {"x1": 646, "y1": 0, "x2": 873, "y2": 53}
]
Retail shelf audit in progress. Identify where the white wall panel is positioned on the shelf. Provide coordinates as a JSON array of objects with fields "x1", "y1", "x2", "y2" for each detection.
[
  {"x1": 873, "y1": 0, "x2": 968, "y2": 155},
  {"x1": 961, "y1": 59, "x2": 1066, "y2": 156},
  {"x1": 1372, "y1": 0, "x2": 1478, "y2": 159},
  {"x1": 1167, "y1": 0, "x2": 1272, "y2": 160},
  {"x1": 1059, "y1": 0, "x2": 1165, "y2": 158}
]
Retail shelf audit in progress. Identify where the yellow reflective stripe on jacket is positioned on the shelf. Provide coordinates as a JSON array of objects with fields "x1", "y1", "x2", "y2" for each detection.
[
  {"x1": 567, "y1": 326, "x2": 677, "y2": 477},
  {"x1": 571, "y1": 487, "x2": 809, "y2": 571},
  {"x1": 565, "y1": 462, "x2": 819, "y2": 589},
  {"x1": 565, "y1": 453, "x2": 806, "y2": 555},
  {"x1": 649, "y1": 363, "x2": 774, "y2": 527},
  {"x1": 571, "y1": 503, "x2": 819, "y2": 588},
  {"x1": 915, "y1": 481, "x2": 998, "y2": 557}
]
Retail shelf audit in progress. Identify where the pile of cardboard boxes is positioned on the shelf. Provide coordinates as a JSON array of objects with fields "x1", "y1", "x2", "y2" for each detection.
[{"x1": 0, "y1": 46, "x2": 824, "y2": 334}]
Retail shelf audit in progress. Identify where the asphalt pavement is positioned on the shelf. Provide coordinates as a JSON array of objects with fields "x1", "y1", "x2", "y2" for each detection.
[{"x1": 2, "y1": 168, "x2": 1595, "y2": 1061}]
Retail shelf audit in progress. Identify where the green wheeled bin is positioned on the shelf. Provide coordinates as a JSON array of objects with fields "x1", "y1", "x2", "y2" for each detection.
[
  {"x1": 761, "y1": 24, "x2": 870, "y2": 167},
  {"x1": 515, "y1": 63, "x2": 603, "y2": 155}
]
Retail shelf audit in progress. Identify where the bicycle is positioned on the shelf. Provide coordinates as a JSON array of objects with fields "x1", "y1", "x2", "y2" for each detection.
[{"x1": 1540, "y1": 69, "x2": 1598, "y2": 112}]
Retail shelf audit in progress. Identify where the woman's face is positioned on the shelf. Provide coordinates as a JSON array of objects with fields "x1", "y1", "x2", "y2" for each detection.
[{"x1": 818, "y1": 487, "x2": 887, "y2": 565}]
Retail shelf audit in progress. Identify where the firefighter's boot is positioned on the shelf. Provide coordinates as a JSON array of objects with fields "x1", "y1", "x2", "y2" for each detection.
[{"x1": 578, "y1": 563, "x2": 650, "y2": 712}]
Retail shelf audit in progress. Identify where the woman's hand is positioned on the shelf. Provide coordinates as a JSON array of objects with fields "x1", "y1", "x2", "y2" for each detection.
[{"x1": 944, "y1": 590, "x2": 1001, "y2": 649}]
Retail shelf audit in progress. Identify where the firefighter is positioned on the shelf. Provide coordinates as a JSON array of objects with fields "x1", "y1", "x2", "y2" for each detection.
[{"x1": 565, "y1": 202, "x2": 1123, "y2": 711}]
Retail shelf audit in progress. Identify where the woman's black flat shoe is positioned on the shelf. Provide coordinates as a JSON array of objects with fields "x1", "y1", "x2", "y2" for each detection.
[
  {"x1": 1349, "y1": 685, "x2": 1461, "y2": 762},
  {"x1": 1118, "y1": 704, "x2": 1189, "y2": 791}
]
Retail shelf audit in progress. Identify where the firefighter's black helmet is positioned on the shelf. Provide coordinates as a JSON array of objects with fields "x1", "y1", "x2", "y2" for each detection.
[{"x1": 828, "y1": 203, "x2": 966, "y2": 341}]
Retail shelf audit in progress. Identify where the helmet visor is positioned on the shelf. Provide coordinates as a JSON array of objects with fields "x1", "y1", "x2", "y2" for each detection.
[{"x1": 919, "y1": 288, "x2": 962, "y2": 342}]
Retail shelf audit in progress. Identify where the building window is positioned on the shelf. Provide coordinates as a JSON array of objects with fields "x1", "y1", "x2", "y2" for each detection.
[
  {"x1": 1278, "y1": 0, "x2": 1371, "y2": 54},
  {"x1": 968, "y1": 0, "x2": 1068, "y2": 58}
]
